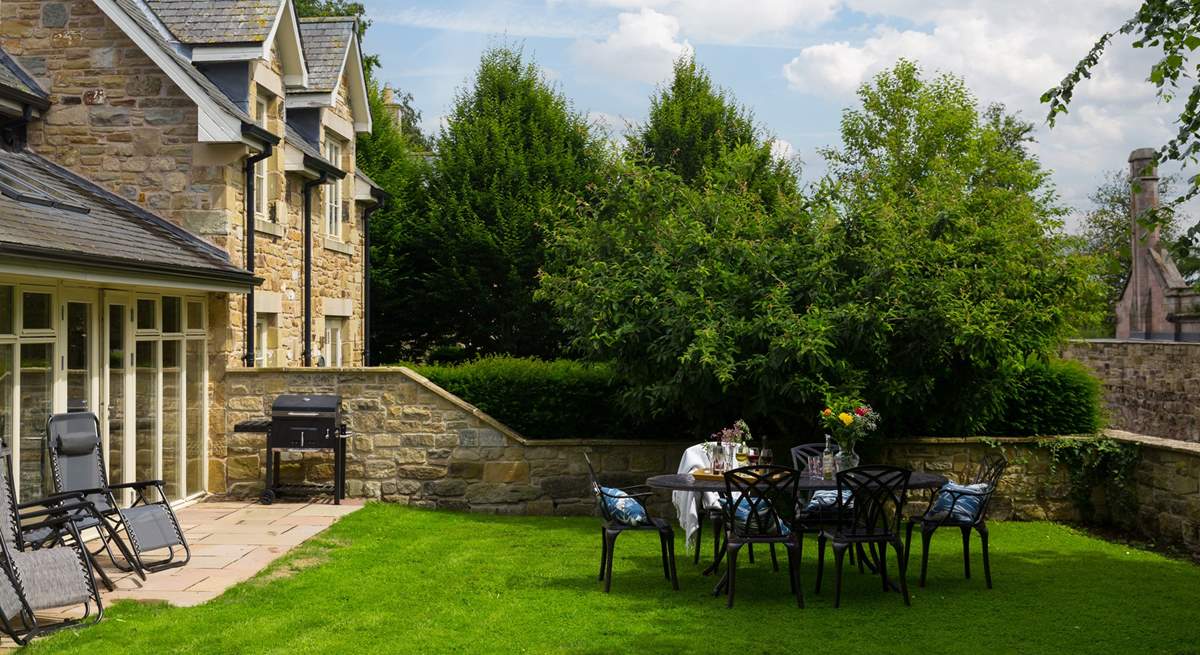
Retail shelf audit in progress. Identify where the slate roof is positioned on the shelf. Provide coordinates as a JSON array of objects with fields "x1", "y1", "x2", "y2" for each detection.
[
  {"x1": 298, "y1": 17, "x2": 355, "y2": 93},
  {"x1": 0, "y1": 46, "x2": 49, "y2": 107},
  {"x1": 284, "y1": 123, "x2": 341, "y2": 175},
  {"x1": 145, "y1": 0, "x2": 281, "y2": 45},
  {"x1": 0, "y1": 149, "x2": 253, "y2": 286},
  {"x1": 112, "y1": 0, "x2": 258, "y2": 126}
]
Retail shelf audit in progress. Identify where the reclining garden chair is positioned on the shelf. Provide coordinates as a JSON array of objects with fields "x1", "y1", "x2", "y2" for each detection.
[
  {"x1": 0, "y1": 439, "x2": 104, "y2": 644},
  {"x1": 45, "y1": 412, "x2": 190, "y2": 580}
]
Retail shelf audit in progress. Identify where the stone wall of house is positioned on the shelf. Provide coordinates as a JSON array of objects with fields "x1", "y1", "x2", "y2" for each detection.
[
  {"x1": 218, "y1": 368, "x2": 686, "y2": 515},
  {"x1": 1062, "y1": 339, "x2": 1200, "y2": 443}
]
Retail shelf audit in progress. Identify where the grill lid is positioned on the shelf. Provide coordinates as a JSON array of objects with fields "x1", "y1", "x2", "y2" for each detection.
[{"x1": 272, "y1": 394, "x2": 340, "y2": 414}]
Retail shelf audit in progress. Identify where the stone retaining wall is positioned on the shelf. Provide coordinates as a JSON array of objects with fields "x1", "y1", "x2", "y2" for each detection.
[
  {"x1": 219, "y1": 368, "x2": 1200, "y2": 557},
  {"x1": 1062, "y1": 339, "x2": 1200, "y2": 443},
  {"x1": 218, "y1": 368, "x2": 686, "y2": 516}
]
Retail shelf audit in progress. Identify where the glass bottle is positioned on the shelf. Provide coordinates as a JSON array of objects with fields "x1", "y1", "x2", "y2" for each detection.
[{"x1": 822, "y1": 435, "x2": 834, "y2": 480}]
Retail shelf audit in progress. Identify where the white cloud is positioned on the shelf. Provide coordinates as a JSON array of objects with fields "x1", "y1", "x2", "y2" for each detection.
[
  {"x1": 572, "y1": 8, "x2": 692, "y2": 84},
  {"x1": 561, "y1": 0, "x2": 839, "y2": 44}
]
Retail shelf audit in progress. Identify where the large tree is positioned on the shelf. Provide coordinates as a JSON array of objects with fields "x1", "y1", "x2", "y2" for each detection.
[
  {"x1": 375, "y1": 46, "x2": 606, "y2": 361},
  {"x1": 626, "y1": 56, "x2": 798, "y2": 210},
  {"x1": 542, "y1": 61, "x2": 1102, "y2": 437}
]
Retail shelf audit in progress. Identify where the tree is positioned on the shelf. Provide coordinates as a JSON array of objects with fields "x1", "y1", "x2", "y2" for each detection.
[
  {"x1": 375, "y1": 46, "x2": 606, "y2": 361},
  {"x1": 626, "y1": 56, "x2": 798, "y2": 210},
  {"x1": 542, "y1": 60, "x2": 1103, "y2": 438},
  {"x1": 824, "y1": 61, "x2": 1102, "y2": 435},
  {"x1": 293, "y1": 0, "x2": 379, "y2": 72},
  {"x1": 1043, "y1": 1, "x2": 1200, "y2": 216},
  {"x1": 1081, "y1": 170, "x2": 1198, "y2": 334}
]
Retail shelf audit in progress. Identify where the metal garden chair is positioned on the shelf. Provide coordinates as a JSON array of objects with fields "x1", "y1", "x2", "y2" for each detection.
[
  {"x1": 815, "y1": 465, "x2": 912, "y2": 608},
  {"x1": 0, "y1": 439, "x2": 104, "y2": 644},
  {"x1": 905, "y1": 454, "x2": 1008, "y2": 589},
  {"x1": 718, "y1": 465, "x2": 804, "y2": 609},
  {"x1": 45, "y1": 413, "x2": 190, "y2": 581},
  {"x1": 585, "y1": 453, "x2": 678, "y2": 593}
]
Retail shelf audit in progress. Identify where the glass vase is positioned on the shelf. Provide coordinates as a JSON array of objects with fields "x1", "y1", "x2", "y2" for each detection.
[{"x1": 834, "y1": 445, "x2": 860, "y2": 472}]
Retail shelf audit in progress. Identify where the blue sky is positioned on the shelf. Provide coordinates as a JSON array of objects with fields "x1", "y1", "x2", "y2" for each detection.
[{"x1": 363, "y1": 0, "x2": 1180, "y2": 231}]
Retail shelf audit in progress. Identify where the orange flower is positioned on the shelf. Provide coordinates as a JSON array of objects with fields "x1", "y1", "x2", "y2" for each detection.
[{"x1": 822, "y1": 408, "x2": 833, "y2": 417}]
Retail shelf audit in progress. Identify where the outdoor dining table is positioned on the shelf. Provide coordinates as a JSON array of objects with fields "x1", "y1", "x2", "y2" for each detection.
[{"x1": 645, "y1": 470, "x2": 950, "y2": 592}]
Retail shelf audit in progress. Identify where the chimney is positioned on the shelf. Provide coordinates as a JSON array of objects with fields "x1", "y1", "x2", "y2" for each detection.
[{"x1": 382, "y1": 84, "x2": 394, "y2": 105}]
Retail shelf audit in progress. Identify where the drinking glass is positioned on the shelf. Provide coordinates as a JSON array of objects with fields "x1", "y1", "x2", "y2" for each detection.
[
  {"x1": 759, "y1": 447, "x2": 774, "y2": 466},
  {"x1": 806, "y1": 455, "x2": 822, "y2": 479},
  {"x1": 736, "y1": 446, "x2": 750, "y2": 465},
  {"x1": 747, "y1": 448, "x2": 759, "y2": 466}
]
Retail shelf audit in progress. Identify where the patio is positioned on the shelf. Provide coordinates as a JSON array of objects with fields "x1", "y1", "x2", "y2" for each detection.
[{"x1": 2, "y1": 499, "x2": 362, "y2": 651}]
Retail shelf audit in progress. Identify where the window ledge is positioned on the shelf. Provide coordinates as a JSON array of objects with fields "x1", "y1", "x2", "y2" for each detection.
[
  {"x1": 323, "y1": 238, "x2": 354, "y2": 256},
  {"x1": 255, "y1": 219, "x2": 285, "y2": 238}
]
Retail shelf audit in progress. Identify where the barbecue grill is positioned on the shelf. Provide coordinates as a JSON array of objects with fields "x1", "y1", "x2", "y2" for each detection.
[{"x1": 234, "y1": 393, "x2": 349, "y2": 505}]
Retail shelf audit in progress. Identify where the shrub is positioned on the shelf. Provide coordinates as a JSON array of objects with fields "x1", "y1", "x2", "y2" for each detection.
[
  {"x1": 411, "y1": 357, "x2": 683, "y2": 439},
  {"x1": 992, "y1": 359, "x2": 1104, "y2": 436}
]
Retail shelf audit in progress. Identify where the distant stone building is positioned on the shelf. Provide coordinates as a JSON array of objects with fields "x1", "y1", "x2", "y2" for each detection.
[{"x1": 1115, "y1": 148, "x2": 1200, "y2": 341}]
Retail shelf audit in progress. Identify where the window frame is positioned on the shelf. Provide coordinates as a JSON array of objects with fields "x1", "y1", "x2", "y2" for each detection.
[
  {"x1": 324, "y1": 137, "x2": 343, "y2": 240},
  {"x1": 254, "y1": 96, "x2": 269, "y2": 222}
]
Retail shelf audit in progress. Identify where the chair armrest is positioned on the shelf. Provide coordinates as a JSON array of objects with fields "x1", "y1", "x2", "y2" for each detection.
[
  {"x1": 109, "y1": 479, "x2": 164, "y2": 491},
  {"x1": 16, "y1": 490, "x2": 89, "y2": 510},
  {"x1": 19, "y1": 500, "x2": 97, "y2": 522}
]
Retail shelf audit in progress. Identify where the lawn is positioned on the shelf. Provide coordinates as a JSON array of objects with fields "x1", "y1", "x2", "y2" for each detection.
[{"x1": 27, "y1": 504, "x2": 1200, "y2": 654}]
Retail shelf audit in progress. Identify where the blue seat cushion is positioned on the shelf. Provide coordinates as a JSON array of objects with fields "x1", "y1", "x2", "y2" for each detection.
[
  {"x1": 928, "y1": 482, "x2": 989, "y2": 523},
  {"x1": 724, "y1": 497, "x2": 790, "y2": 537},
  {"x1": 803, "y1": 489, "x2": 853, "y2": 513},
  {"x1": 599, "y1": 486, "x2": 649, "y2": 526}
]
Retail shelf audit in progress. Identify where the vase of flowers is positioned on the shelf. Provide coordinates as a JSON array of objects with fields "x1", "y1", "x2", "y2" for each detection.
[
  {"x1": 711, "y1": 419, "x2": 752, "y2": 471},
  {"x1": 819, "y1": 402, "x2": 879, "y2": 471}
]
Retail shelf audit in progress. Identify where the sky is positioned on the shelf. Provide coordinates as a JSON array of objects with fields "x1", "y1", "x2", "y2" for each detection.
[{"x1": 362, "y1": 0, "x2": 1185, "y2": 232}]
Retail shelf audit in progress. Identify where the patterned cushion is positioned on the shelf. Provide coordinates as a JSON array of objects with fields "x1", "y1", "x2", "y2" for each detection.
[
  {"x1": 929, "y1": 482, "x2": 989, "y2": 522},
  {"x1": 727, "y1": 497, "x2": 791, "y2": 537},
  {"x1": 599, "y1": 486, "x2": 649, "y2": 526},
  {"x1": 803, "y1": 489, "x2": 853, "y2": 513}
]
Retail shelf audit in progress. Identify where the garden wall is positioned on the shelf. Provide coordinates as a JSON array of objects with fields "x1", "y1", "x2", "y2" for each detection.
[
  {"x1": 218, "y1": 368, "x2": 687, "y2": 516},
  {"x1": 1062, "y1": 339, "x2": 1200, "y2": 443},
  {"x1": 218, "y1": 368, "x2": 1199, "y2": 558}
]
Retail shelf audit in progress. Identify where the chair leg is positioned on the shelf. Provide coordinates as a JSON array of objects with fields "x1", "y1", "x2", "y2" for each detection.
[
  {"x1": 815, "y1": 534, "x2": 826, "y2": 594},
  {"x1": 769, "y1": 543, "x2": 779, "y2": 572},
  {"x1": 879, "y1": 540, "x2": 889, "y2": 593},
  {"x1": 748, "y1": 543, "x2": 755, "y2": 564},
  {"x1": 978, "y1": 523, "x2": 992, "y2": 589},
  {"x1": 961, "y1": 525, "x2": 972, "y2": 579},
  {"x1": 920, "y1": 525, "x2": 934, "y2": 587},
  {"x1": 712, "y1": 514, "x2": 723, "y2": 566},
  {"x1": 904, "y1": 521, "x2": 914, "y2": 571},
  {"x1": 833, "y1": 543, "x2": 847, "y2": 609},
  {"x1": 726, "y1": 544, "x2": 741, "y2": 609},
  {"x1": 598, "y1": 526, "x2": 608, "y2": 582},
  {"x1": 856, "y1": 543, "x2": 865, "y2": 573},
  {"x1": 666, "y1": 530, "x2": 679, "y2": 591},
  {"x1": 603, "y1": 531, "x2": 618, "y2": 593},
  {"x1": 893, "y1": 539, "x2": 911, "y2": 606},
  {"x1": 790, "y1": 539, "x2": 805, "y2": 608},
  {"x1": 694, "y1": 509, "x2": 704, "y2": 565}
]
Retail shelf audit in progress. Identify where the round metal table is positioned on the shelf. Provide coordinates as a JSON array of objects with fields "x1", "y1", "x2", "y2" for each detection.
[{"x1": 645, "y1": 470, "x2": 949, "y2": 493}]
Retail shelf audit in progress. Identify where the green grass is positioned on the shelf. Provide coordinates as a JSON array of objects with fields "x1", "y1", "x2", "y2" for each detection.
[{"x1": 28, "y1": 504, "x2": 1200, "y2": 654}]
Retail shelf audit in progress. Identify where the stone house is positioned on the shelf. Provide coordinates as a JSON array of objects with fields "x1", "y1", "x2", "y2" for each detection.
[{"x1": 0, "y1": 0, "x2": 383, "y2": 504}]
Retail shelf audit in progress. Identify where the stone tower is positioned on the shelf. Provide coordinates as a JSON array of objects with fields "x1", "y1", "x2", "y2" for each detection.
[{"x1": 1115, "y1": 148, "x2": 1200, "y2": 340}]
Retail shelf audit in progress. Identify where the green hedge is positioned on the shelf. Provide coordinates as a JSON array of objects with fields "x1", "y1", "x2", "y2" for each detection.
[
  {"x1": 410, "y1": 356, "x2": 1102, "y2": 440},
  {"x1": 411, "y1": 357, "x2": 678, "y2": 439},
  {"x1": 991, "y1": 359, "x2": 1104, "y2": 436}
]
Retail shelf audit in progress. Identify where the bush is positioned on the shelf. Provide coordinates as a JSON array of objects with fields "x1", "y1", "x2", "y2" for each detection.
[
  {"x1": 411, "y1": 357, "x2": 683, "y2": 439},
  {"x1": 991, "y1": 359, "x2": 1104, "y2": 436}
]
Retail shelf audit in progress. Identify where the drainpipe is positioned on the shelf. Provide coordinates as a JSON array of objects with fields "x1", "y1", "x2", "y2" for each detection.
[
  {"x1": 243, "y1": 141, "x2": 273, "y2": 367},
  {"x1": 302, "y1": 171, "x2": 329, "y2": 367}
]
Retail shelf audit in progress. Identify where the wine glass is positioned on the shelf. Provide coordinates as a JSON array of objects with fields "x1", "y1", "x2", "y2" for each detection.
[
  {"x1": 759, "y1": 447, "x2": 774, "y2": 466},
  {"x1": 735, "y1": 445, "x2": 750, "y2": 465},
  {"x1": 747, "y1": 448, "x2": 760, "y2": 466}
]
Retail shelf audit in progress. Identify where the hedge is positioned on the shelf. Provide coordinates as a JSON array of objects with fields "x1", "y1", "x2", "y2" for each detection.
[
  {"x1": 411, "y1": 356, "x2": 1103, "y2": 440},
  {"x1": 411, "y1": 357, "x2": 681, "y2": 439}
]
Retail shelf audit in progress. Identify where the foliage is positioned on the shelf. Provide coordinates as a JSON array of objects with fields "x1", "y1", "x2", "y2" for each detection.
[
  {"x1": 375, "y1": 46, "x2": 607, "y2": 362},
  {"x1": 626, "y1": 56, "x2": 798, "y2": 210},
  {"x1": 1043, "y1": 437, "x2": 1140, "y2": 528},
  {"x1": 990, "y1": 359, "x2": 1104, "y2": 436},
  {"x1": 1043, "y1": 0, "x2": 1200, "y2": 225},
  {"x1": 411, "y1": 357, "x2": 679, "y2": 439},
  {"x1": 821, "y1": 61, "x2": 1103, "y2": 436},
  {"x1": 1080, "y1": 170, "x2": 1199, "y2": 335},
  {"x1": 539, "y1": 155, "x2": 838, "y2": 436},
  {"x1": 28, "y1": 507, "x2": 1200, "y2": 654}
]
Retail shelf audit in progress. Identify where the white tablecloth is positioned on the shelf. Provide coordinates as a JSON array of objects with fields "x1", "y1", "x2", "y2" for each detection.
[{"x1": 672, "y1": 443, "x2": 721, "y2": 550}]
